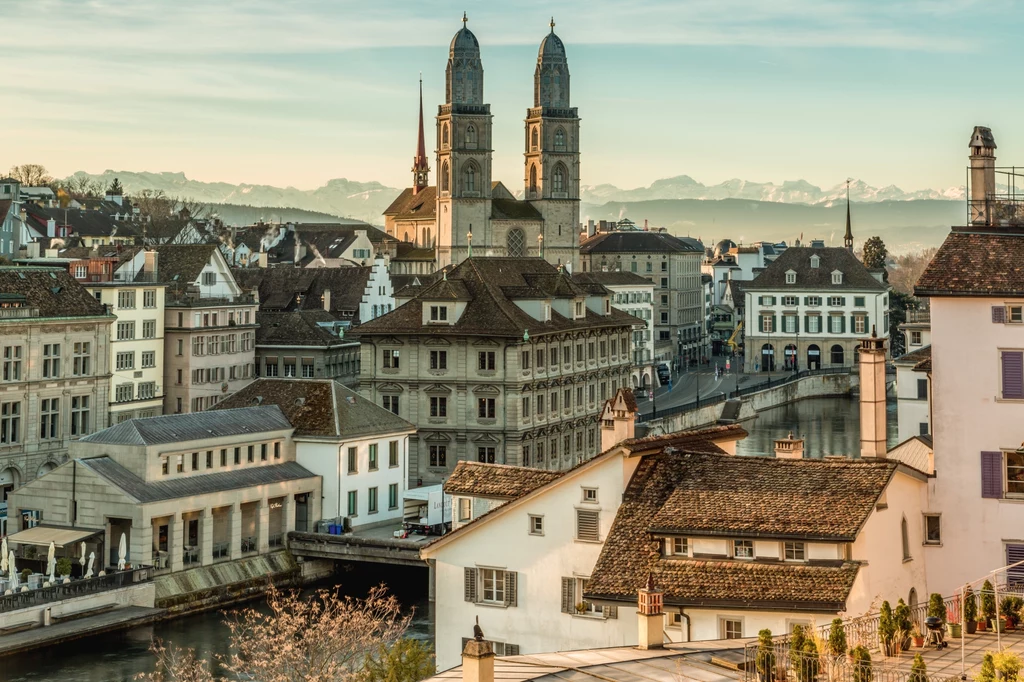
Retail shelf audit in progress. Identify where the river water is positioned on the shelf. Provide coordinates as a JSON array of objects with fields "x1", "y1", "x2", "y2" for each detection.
[{"x1": 4, "y1": 397, "x2": 896, "y2": 681}]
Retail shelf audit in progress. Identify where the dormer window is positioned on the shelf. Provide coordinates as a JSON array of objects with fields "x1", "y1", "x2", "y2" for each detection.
[
  {"x1": 810, "y1": 255, "x2": 820, "y2": 269},
  {"x1": 575, "y1": 300, "x2": 584, "y2": 318},
  {"x1": 604, "y1": 299, "x2": 611, "y2": 315},
  {"x1": 785, "y1": 270, "x2": 796, "y2": 284},
  {"x1": 832, "y1": 270, "x2": 843, "y2": 285},
  {"x1": 542, "y1": 302, "x2": 551, "y2": 321},
  {"x1": 429, "y1": 305, "x2": 448, "y2": 322}
]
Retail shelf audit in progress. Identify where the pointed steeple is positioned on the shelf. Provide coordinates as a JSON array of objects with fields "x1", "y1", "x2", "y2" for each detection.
[
  {"x1": 412, "y1": 75, "x2": 430, "y2": 194},
  {"x1": 844, "y1": 179, "x2": 854, "y2": 251}
]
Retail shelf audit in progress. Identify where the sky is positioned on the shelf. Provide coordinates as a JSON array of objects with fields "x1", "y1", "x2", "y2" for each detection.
[{"x1": 3, "y1": 0, "x2": 1024, "y2": 193}]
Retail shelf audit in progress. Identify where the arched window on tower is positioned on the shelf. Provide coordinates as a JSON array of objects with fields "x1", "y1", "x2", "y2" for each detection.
[
  {"x1": 531, "y1": 127, "x2": 539, "y2": 151},
  {"x1": 466, "y1": 124, "x2": 477, "y2": 147},
  {"x1": 463, "y1": 162, "x2": 477, "y2": 194},
  {"x1": 529, "y1": 164, "x2": 538, "y2": 196},
  {"x1": 554, "y1": 127, "x2": 566, "y2": 151},
  {"x1": 442, "y1": 124, "x2": 449, "y2": 148},
  {"x1": 507, "y1": 228, "x2": 526, "y2": 257},
  {"x1": 441, "y1": 161, "x2": 450, "y2": 194},
  {"x1": 553, "y1": 164, "x2": 565, "y2": 194}
]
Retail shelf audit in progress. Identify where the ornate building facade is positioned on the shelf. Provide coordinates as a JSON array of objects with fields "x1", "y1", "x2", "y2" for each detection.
[{"x1": 383, "y1": 17, "x2": 581, "y2": 272}]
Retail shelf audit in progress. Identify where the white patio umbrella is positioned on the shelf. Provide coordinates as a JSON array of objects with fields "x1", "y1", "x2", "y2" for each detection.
[
  {"x1": 117, "y1": 533, "x2": 127, "y2": 571},
  {"x1": 46, "y1": 541, "x2": 56, "y2": 584},
  {"x1": 79, "y1": 542, "x2": 87, "y2": 568},
  {"x1": 8, "y1": 551, "x2": 16, "y2": 589},
  {"x1": 0, "y1": 537, "x2": 7, "y2": 574},
  {"x1": 85, "y1": 551, "x2": 95, "y2": 579}
]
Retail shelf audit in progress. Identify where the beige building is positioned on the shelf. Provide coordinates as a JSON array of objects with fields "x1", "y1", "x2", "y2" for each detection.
[
  {"x1": 356, "y1": 257, "x2": 640, "y2": 484},
  {"x1": 6, "y1": 406, "x2": 321, "y2": 572},
  {"x1": 0, "y1": 267, "x2": 114, "y2": 513}
]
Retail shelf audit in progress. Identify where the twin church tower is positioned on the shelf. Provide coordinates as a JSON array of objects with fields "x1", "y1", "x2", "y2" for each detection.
[{"x1": 383, "y1": 15, "x2": 581, "y2": 271}]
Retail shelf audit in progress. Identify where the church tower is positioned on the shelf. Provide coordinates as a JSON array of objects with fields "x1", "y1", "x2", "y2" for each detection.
[
  {"x1": 411, "y1": 77, "x2": 430, "y2": 194},
  {"x1": 436, "y1": 13, "x2": 493, "y2": 269},
  {"x1": 524, "y1": 18, "x2": 581, "y2": 269}
]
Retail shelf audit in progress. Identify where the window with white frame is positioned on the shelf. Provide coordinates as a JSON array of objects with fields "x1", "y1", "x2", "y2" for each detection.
[
  {"x1": 480, "y1": 568, "x2": 506, "y2": 604},
  {"x1": 42, "y1": 343, "x2": 60, "y2": 379},
  {"x1": 0, "y1": 401, "x2": 21, "y2": 443},
  {"x1": 761, "y1": 314, "x2": 774, "y2": 333},
  {"x1": 429, "y1": 305, "x2": 448, "y2": 322},
  {"x1": 70, "y1": 396, "x2": 90, "y2": 436},
  {"x1": 721, "y1": 618, "x2": 743, "y2": 639},
  {"x1": 576, "y1": 577, "x2": 602, "y2": 616},
  {"x1": 529, "y1": 515, "x2": 544, "y2": 536},
  {"x1": 783, "y1": 296, "x2": 799, "y2": 306},
  {"x1": 783, "y1": 315, "x2": 798, "y2": 333},
  {"x1": 1009, "y1": 305, "x2": 1024, "y2": 324},
  {"x1": 854, "y1": 314, "x2": 866, "y2": 334},
  {"x1": 143, "y1": 290, "x2": 156, "y2": 308},
  {"x1": 668, "y1": 537, "x2": 688, "y2": 556},
  {"x1": 784, "y1": 541, "x2": 806, "y2": 561},
  {"x1": 828, "y1": 296, "x2": 844, "y2": 307},
  {"x1": 924, "y1": 514, "x2": 941, "y2": 545},
  {"x1": 2, "y1": 345, "x2": 22, "y2": 382},
  {"x1": 73, "y1": 342, "x2": 90, "y2": 376},
  {"x1": 832, "y1": 271, "x2": 843, "y2": 284},
  {"x1": 733, "y1": 539, "x2": 754, "y2": 559},
  {"x1": 382, "y1": 349, "x2": 400, "y2": 369},
  {"x1": 910, "y1": 330, "x2": 922, "y2": 345},
  {"x1": 39, "y1": 398, "x2": 59, "y2": 440},
  {"x1": 785, "y1": 271, "x2": 796, "y2": 284},
  {"x1": 582, "y1": 487, "x2": 598, "y2": 503},
  {"x1": 807, "y1": 315, "x2": 822, "y2": 334}
]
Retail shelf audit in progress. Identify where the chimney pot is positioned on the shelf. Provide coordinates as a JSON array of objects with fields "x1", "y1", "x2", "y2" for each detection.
[
  {"x1": 858, "y1": 332, "x2": 888, "y2": 458},
  {"x1": 637, "y1": 580, "x2": 665, "y2": 650}
]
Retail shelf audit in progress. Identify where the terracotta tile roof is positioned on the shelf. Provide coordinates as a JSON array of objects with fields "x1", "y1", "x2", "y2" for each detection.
[
  {"x1": 383, "y1": 187, "x2": 437, "y2": 220},
  {"x1": 915, "y1": 356, "x2": 932, "y2": 372},
  {"x1": 147, "y1": 244, "x2": 219, "y2": 284},
  {"x1": 213, "y1": 379, "x2": 414, "y2": 439},
  {"x1": 586, "y1": 451, "x2": 886, "y2": 609},
  {"x1": 356, "y1": 257, "x2": 642, "y2": 338},
  {"x1": 620, "y1": 424, "x2": 747, "y2": 455},
  {"x1": 726, "y1": 279, "x2": 747, "y2": 304},
  {"x1": 255, "y1": 310, "x2": 346, "y2": 346},
  {"x1": 444, "y1": 462, "x2": 563, "y2": 499},
  {"x1": 581, "y1": 231, "x2": 704, "y2": 255},
  {"x1": 894, "y1": 344, "x2": 931, "y2": 367},
  {"x1": 0, "y1": 266, "x2": 109, "y2": 319},
  {"x1": 744, "y1": 247, "x2": 887, "y2": 291},
  {"x1": 915, "y1": 229, "x2": 1024, "y2": 297}
]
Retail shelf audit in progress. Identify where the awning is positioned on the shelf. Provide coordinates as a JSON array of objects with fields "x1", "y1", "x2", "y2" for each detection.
[{"x1": 6, "y1": 526, "x2": 103, "y2": 548}]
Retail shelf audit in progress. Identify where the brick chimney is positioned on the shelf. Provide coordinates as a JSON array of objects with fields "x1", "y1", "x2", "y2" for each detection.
[
  {"x1": 859, "y1": 327, "x2": 887, "y2": 458},
  {"x1": 637, "y1": 576, "x2": 664, "y2": 650},
  {"x1": 774, "y1": 432, "x2": 805, "y2": 459},
  {"x1": 258, "y1": 252, "x2": 269, "y2": 269},
  {"x1": 601, "y1": 388, "x2": 638, "y2": 452},
  {"x1": 462, "y1": 620, "x2": 495, "y2": 682},
  {"x1": 144, "y1": 250, "x2": 158, "y2": 279}
]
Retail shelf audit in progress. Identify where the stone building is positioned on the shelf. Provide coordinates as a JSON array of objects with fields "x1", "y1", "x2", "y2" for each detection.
[
  {"x1": 255, "y1": 310, "x2": 360, "y2": 387},
  {"x1": 742, "y1": 246, "x2": 890, "y2": 372},
  {"x1": 383, "y1": 17, "x2": 581, "y2": 271},
  {"x1": 579, "y1": 225, "x2": 704, "y2": 366},
  {"x1": 0, "y1": 266, "x2": 114, "y2": 509},
  {"x1": 572, "y1": 271, "x2": 655, "y2": 387},
  {"x1": 355, "y1": 257, "x2": 640, "y2": 483}
]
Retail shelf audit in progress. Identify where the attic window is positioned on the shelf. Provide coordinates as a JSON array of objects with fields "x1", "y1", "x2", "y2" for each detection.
[
  {"x1": 810, "y1": 255, "x2": 820, "y2": 269},
  {"x1": 575, "y1": 300, "x2": 584, "y2": 318},
  {"x1": 429, "y1": 305, "x2": 448, "y2": 322},
  {"x1": 832, "y1": 270, "x2": 843, "y2": 285},
  {"x1": 785, "y1": 270, "x2": 796, "y2": 285}
]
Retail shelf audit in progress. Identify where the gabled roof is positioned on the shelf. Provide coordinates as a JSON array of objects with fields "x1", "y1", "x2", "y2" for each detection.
[
  {"x1": 620, "y1": 424, "x2": 746, "y2": 455},
  {"x1": 79, "y1": 457, "x2": 316, "y2": 504},
  {"x1": 744, "y1": 246, "x2": 887, "y2": 291},
  {"x1": 212, "y1": 379, "x2": 414, "y2": 440},
  {"x1": 383, "y1": 187, "x2": 437, "y2": 220},
  {"x1": 0, "y1": 267, "x2": 109, "y2": 319},
  {"x1": 232, "y1": 266, "x2": 371, "y2": 319},
  {"x1": 894, "y1": 344, "x2": 931, "y2": 368},
  {"x1": 145, "y1": 244, "x2": 220, "y2": 284},
  {"x1": 255, "y1": 310, "x2": 347, "y2": 347},
  {"x1": 580, "y1": 231, "x2": 704, "y2": 255},
  {"x1": 572, "y1": 271, "x2": 655, "y2": 287},
  {"x1": 79, "y1": 406, "x2": 292, "y2": 446},
  {"x1": 915, "y1": 229, "x2": 1024, "y2": 297},
  {"x1": 445, "y1": 462, "x2": 563, "y2": 499}
]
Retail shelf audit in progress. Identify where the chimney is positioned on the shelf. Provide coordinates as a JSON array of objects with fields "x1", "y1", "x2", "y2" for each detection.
[
  {"x1": 462, "y1": 622, "x2": 495, "y2": 682},
  {"x1": 258, "y1": 252, "x2": 269, "y2": 269},
  {"x1": 144, "y1": 250, "x2": 158, "y2": 279},
  {"x1": 637, "y1": 576, "x2": 664, "y2": 650},
  {"x1": 859, "y1": 327, "x2": 888, "y2": 458},
  {"x1": 644, "y1": 219, "x2": 649, "y2": 231},
  {"x1": 601, "y1": 388, "x2": 638, "y2": 452},
  {"x1": 774, "y1": 432, "x2": 805, "y2": 459},
  {"x1": 322, "y1": 289, "x2": 332, "y2": 312},
  {"x1": 969, "y1": 126, "x2": 997, "y2": 225}
]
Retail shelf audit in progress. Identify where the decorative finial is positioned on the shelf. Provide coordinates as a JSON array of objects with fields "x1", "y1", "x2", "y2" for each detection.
[
  {"x1": 462, "y1": 11, "x2": 468, "y2": 26},
  {"x1": 523, "y1": 329, "x2": 529, "y2": 342},
  {"x1": 550, "y1": 17, "x2": 555, "y2": 32}
]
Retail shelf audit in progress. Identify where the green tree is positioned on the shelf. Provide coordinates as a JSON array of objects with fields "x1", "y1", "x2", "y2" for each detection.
[
  {"x1": 851, "y1": 646, "x2": 872, "y2": 682},
  {"x1": 909, "y1": 653, "x2": 927, "y2": 682},
  {"x1": 797, "y1": 639, "x2": 819, "y2": 682},
  {"x1": 106, "y1": 177, "x2": 124, "y2": 196},
  {"x1": 826, "y1": 618, "x2": 847, "y2": 657},
  {"x1": 359, "y1": 638, "x2": 436, "y2": 682},
  {"x1": 878, "y1": 601, "x2": 896, "y2": 654},
  {"x1": 861, "y1": 236, "x2": 888, "y2": 270},
  {"x1": 927, "y1": 593, "x2": 947, "y2": 622},
  {"x1": 982, "y1": 579, "x2": 997, "y2": 622},
  {"x1": 965, "y1": 585, "x2": 978, "y2": 624},
  {"x1": 789, "y1": 624, "x2": 806, "y2": 660},
  {"x1": 756, "y1": 629, "x2": 776, "y2": 682},
  {"x1": 978, "y1": 653, "x2": 996, "y2": 682}
]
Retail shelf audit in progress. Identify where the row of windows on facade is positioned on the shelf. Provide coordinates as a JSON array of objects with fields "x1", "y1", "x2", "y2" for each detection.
[
  {"x1": 257, "y1": 359, "x2": 315, "y2": 378},
  {"x1": 177, "y1": 364, "x2": 252, "y2": 386},
  {"x1": 182, "y1": 394, "x2": 225, "y2": 413},
  {"x1": 2, "y1": 343, "x2": 93, "y2": 382},
  {"x1": 116, "y1": 350, "x2": 157, "y2": 371},
  {"x1": 369, "y1": 303, "x2": 393, "y2": 320},
  {"x1": 117, "y1": 320, "x2": 159, "y2": 341},
  {"x1": 110, "y1": 289, "x2": 159, "y2": 310},
  {"x1": 381, "y1": 339, "x2": 630, "y2": 373},
  {"x1": 758, "y1": 313, "x2": 880, "y2": 335},
  {"x1": 784, "y1": 270, "x2": 846, "y2": 285},
  {"x1": 345, "y1": 441, "x2": 401, "y2": 474},
  {"x1": 757, "y1": 295, "x2": 882, "y2": 308},
  {"x1": 160, "y1": 441, "x2": 283, "y2": 475},
  {"x1": 115, "y1": 381, "x2": 157, "y2": 403},
  {"x1": 344, "y1": 483, "x2": 400, "y2": 517},
  {"x1": 420, "y1": 427, "x2": 600, "y2": 470},
  {"x1": 0, "y1": 396, "x2": 92, "y2": 444},
  {"x1": 175, "y1": 309, "x2": 253, "y2": 329},
  {"x1": 613, "y1": 291, "x2": 653, "y2": 305},
  {"x1": 184, "y1": 333, "x2": 254, "y2": 356}
]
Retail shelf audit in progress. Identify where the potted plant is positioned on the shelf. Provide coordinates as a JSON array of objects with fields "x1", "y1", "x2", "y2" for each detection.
[
  {"x1": 947, "y1": 617, "x2": 962, "y2": 639},
  {"x1": 994, "y1": 650, "x2": 1023, "y2": 681},
  {"x1": 965, "y1": 586, "x2": 978, "y2": 634},
  {"x1": 1001, "y1": 596, "x2": 1023, "y2": 630},
  {"x1": 895, "y1": 599, "x2": 913, "y2": 650},
  {"x1": 797, "y1": 638, "x2": 819, "y2": 682},
  {"x1": 878, "y1": 601, "x2": 898, "y2": 657},
  {"x1": 56, "y1": 557, "x2": 72, "y2": 582},
  {"x1": 982, "y1": 579, "x2": 997, "y2": 628},
  {"x1": 927, "y1": 593, "x2": 947, "y2": 622},
  {"x1": 909, "y1": 653, "x2": 927, "y2": 682},
  {"x1": 851, "y1": 646, "x2": 872, "y2": 682},
  {"x1": 827, "y1": 618, "x2": 847, "y2": 657},
  {"x1": 575, "y1": 601, "x2": 589, "y2": 614},
  {"x1": 790, "y1": 625, "x2": 806, "y2": 660},
  {"x1": 910, "y1": 623, "x2": 924, "y2": 648},
  {"x1": 19, "y1": 568, "x2": 31, "y2": 584},
  {"x1": 978, "y1": 653, "x2": 996, "y2": 682},
  {"x1": 756, "y1": 629, "x2": 777, "y2": 682}
]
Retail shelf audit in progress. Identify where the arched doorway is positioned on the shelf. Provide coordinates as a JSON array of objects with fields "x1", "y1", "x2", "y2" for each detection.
[
  {"x1": 0, "y1": 466, "x2": 19, "y2": 503},
  {"x1": 807, "y1": 344, "x2": 821, "y2": 370},
  {"x1": 761, "y1": 343, "x2": 775, "y2": 372},
  {"x1": 784, "y1": 344, "x2": 798, "y2": 371},
  {"x1": 831, "y1": 344, "x2": 845, "y2": 366}
]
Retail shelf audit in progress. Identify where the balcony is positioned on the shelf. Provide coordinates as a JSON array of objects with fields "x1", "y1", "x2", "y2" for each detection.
[{"x1": 0, "y1": 307, "x2": 40, "y2": 320}]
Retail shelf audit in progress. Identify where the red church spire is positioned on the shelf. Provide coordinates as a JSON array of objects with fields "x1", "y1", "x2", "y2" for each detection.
[{"x1": 412, "y1": 75, "x2": 430, "y2": 193}]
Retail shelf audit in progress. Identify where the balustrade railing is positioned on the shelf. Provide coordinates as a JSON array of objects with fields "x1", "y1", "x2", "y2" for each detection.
[{"x1": 0, "y1": 566, "x2": 152, "y2": 613}]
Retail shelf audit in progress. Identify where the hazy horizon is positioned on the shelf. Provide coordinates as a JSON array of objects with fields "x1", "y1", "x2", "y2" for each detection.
[{"x1": 5, "y1": 1, "x2": 1024, "y2": 193}]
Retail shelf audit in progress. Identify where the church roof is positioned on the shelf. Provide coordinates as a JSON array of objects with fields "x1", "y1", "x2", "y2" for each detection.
[
  {"x1": 450, "y1": 21, "x2": 480, "y2": 55},
  {"x1": 491, "y1": 198, "x2": 543, "y2": 221},
  {"x1": 383, "y1": 186, "x2": 437, "y2": 221},
  {"x1": 539, "y1": 31, "x2": 566, "y2": 60},
  {"x1": 580, "y1": 231, "x2": 703, "y2": 254}
]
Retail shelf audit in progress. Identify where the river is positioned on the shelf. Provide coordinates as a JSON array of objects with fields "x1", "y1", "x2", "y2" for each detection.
[{"x1": 4, "y1": 396, "x2": 896, "y2": 681}]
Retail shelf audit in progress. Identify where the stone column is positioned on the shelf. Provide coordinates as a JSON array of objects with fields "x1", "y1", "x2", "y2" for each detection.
[
  {"x1": 257, "y1": 499, "x2": 270, "y2": 554},
  {"x1": 132, "y1": 519, "x2": 154, "y2": 568},
  {"x1": 283, "y1": 494, "x2": 296, "y2": 535},
  {"x1": 228, "y1": 502, "x2": 242, "y2": 560},
  {"x1": 170, "y1": 512, "x2": 184, "y2": 573},
  {"x1": 200, "y1": 508, "x2": 214, "y2": 566}
]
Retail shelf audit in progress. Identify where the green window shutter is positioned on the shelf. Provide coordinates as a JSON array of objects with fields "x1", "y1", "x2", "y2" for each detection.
[
  {"x1": 803, "y1": 296, "x2": 809, "y2": 306},
  {"x1": 840, "y1": 316, "x2": 846, "y2": 334},
  {"x1": 758, "y1": 296, "x2": 763, "y2": 305},
  {"x1": 758, "y1": 316, "x2": 764, "y2": 333},
  {"x1": 864, "y1": 315, "x2": 869, "y2": 334},
  {"x1": 772, "y1": 314, "x2": 777, "y2": 333},
  {"x1": 850, "y1": 315, "x2": 856, "y2": 333},
  {"x1": 804, "y1": 315, "x2": 810, "y2": 333}
]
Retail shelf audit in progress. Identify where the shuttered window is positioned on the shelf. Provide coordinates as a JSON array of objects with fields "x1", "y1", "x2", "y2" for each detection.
[
  {"x1": 464, "y1": 567, "x2": 478, "y2": 602},
  {"x1": 1008, "y1": 545, "x2": 1024, "y2": 585},
  {"x1": 1002, "y1": 351, "x2": 1024, "y2": 399},
  {"x1": 982, "y1": 451, "x2": 1004, "y2": 499},
  {"x1": 465, "y1": 567, "x2": 516, "y2": 607},
  {"x1": 576, "y1": 509, "x2": 600, "y2": 542},
  {"x1": 994, "y1": 306, "x2": 1007, "y2": 324},
  {"x1": 461, "y1": 639, "x2": 520, "y2": 656},
  {"x1": 561, "y1": 577, "x2": 575, "y2": 614}
]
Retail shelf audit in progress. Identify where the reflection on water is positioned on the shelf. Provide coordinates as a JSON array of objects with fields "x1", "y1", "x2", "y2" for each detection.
[
  {"x1": 4, "y1": 563, "x2": 431, "y2": 682},
  {"x1": 735, "y1": 396, "x2": 899, "y2": 459}
]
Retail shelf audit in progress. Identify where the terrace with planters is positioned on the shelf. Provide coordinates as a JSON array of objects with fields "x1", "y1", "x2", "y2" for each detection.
[{"x1": 745, "y1": 581, "x2": 1024, "y2": 682}]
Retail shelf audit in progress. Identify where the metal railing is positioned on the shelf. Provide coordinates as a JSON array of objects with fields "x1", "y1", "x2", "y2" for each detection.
[
  {"x1": 240, "y1": 536, "x2": 257, "y2": 553},
  {"x1": 212, "y1": 542, "x2": 229, "y2": 560},
  {"x1": 744, "y1": 646, "x2": 926, "y2": 682},
  {"x1": 0, "y1": 566, "x2": 152, "y2": 613},
  {"x1": 268, "y1": 533, "x2": 283, "y2": 549},
  {"x1": 183, "y1": 547, "x2": 199, "y2": 565}
]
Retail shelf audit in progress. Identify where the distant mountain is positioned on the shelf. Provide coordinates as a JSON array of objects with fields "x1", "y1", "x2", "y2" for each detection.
[
  {"x1": 580, "y1": 175, "x2": 965, "y2": 206},
  {"x1": 200, "y1": 202, "x2": 363, "y2": 226}
]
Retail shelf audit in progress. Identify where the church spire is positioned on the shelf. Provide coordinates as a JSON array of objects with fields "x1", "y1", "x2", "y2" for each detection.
[
  {"x1": 412, "y1": 75, "x2": 430, "y2": 194},
  {"x1": 844, "y1": 179, "x2": 854, "y2": 251}
]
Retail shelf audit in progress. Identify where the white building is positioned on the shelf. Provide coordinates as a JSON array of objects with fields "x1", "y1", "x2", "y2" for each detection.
[
  {"x1": 894, "y1": 344, "x2": 931, "y2": 442},
  {"x1": 214, "y1": 378, "x2": 416, "y2": 528},
  {"x1": 743, "y1": 246, "x2": 889, "y2": 372},
  {"x1": 572, "y1": 271, "x2": 655, "y2": 387}
]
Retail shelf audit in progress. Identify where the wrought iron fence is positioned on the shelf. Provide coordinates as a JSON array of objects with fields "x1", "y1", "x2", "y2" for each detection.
[
  {"x1": 0, "y1": 566, "x2": 152, "y2": 613},
  {"x1": 743, "y1": 646, "x2": 929, "y2": 682}
]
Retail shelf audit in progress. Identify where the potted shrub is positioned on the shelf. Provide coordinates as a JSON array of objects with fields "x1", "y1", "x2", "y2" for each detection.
[
  {"x1": 797, "y1": 638, "x2": 819, "y2": 682},
  {"x1": 878, "y1": 601, "x2": 898, "y2": 657},
  {"x1": 909, "y1": 653, "x2": 927, "y2": 682},
  {"x1": 978, "y1": 653, "x2": 996, "y2": 682},
  {"x1": 56, "y1": 557, "x2": 72, "y2": 579},
  {"x1": 927, "y1": 593, "x2": 947, "y2": 622},
  {"x1": 827, "y1": 618, "x2": 847, "y2": 657},
  {"x1": 982, "y1": 579, "x2": 997, "y2": 628},
  {"x1": 790, "y1": 625, "x2": 806, "y2": 661},
  {"x1": 965, "y1": 586, "x2": 978, "y2": 634},
  {"x1": 756, "y1": 629, "x2": 777, "y2": 682},
  {"x1": 910, "y1": 623, "x2": 924, "y2": 648},
  {"x1": 1001, "y1": 596, "x2": 1023, "y2": 630},
  {"x1": 895, "y1": 599, "x2": 913, "y2": 650},
  {"x1": 851, "y1": 646, "x2": 872, "y2": 682},
  {"x1": 19, "y1": 568, "x2": 31, "y2": 584},
  {"x1": 994, "y1": 650, "x2": 1023, "y2": 681}
]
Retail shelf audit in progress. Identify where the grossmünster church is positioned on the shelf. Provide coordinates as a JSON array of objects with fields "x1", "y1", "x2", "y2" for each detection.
[{"x1": 383, "y1": 15, "x2": 581, "y2": 271}]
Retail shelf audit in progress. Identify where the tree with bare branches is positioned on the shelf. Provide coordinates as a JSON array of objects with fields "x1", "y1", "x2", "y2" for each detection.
[
  {"x1": 137, "y1": 640, "x2": 214, "y2": 682},
  {"x1": 7, "y1": 164, "x2": 54, "y2": 186}
]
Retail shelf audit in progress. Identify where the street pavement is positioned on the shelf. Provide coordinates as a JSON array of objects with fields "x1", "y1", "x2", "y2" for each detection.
[{"x1": 636, "y1": 359, "x2": 796, "y2": 416}]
